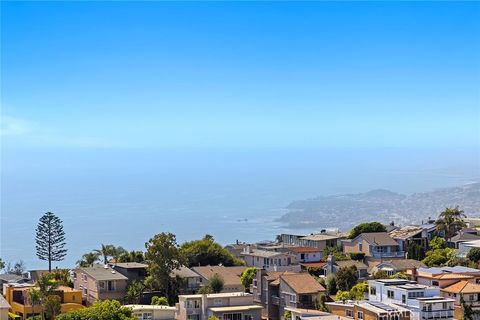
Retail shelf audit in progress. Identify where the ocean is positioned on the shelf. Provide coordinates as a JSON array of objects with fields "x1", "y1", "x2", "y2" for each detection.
[{"x1": 1, "y1": 146, "x2": 478, "y2": 269}]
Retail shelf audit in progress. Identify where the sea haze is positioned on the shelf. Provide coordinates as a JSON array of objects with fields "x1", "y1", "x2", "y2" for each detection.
[{"x1": 1, "y1": 146, "x2": 479, "y2": 269}]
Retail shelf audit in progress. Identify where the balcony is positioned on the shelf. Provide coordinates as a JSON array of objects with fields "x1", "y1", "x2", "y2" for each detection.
[
  {"x1": 420, "y1": 309, "x2": 454, "y2": 319},
  {"x1": 371, "y1": 251, "x2": 405, "y2": 259}
]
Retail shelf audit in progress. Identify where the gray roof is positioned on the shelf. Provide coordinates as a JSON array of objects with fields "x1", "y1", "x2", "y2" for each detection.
[
  {"x1": 77, "y1": 265, "x2": 128, "y2": 281},
  {"x1": 377, "y1": 259, "x2": 426, "y2": 271},
  {"x1": 359, "y1": 232, "x2": 398, "y2": 246},
  {"x1": 171, "y1": 266, "x2": 200, "y2": 278},
  {"x1": 417, "y1": 266, "x2": 480, "y2": 274},
  {"x1": 450, "y1": 232, "x2": 480, "y2": 243},
  {"x1": 0, "y1": 273, "x2": 25, "y2": 282},
  {"x1": 111, "y1": 262, "x2": 148, "y2": 269},
  {"x1": 241, "y1": 248, "x2": 285, "y2": 258}
]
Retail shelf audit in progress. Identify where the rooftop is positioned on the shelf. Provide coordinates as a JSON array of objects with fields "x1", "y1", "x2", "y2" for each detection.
[
  {"x1": 171, "y1": 266, "x2": 200, "y2": 279},
  {"x1": 208, "y1": 305, "x2": 263, "y2": 312},
  {"x1": 442, "y1": 281, "x2": 480, "y2": 294},
  {"x1": 180, "y1": 292, "x2": 252, "y2": 299},
  {"x1": 389, "y1": 226, "x2": 424, "y2": 240},
  {"x1": 358, "y1": 232, "x2": 398, "y2": 246},
  {"x1": 125, "y1": 304, "x2": 177, "y2": 311},
  {"x1": 300, "y1": 233, "x2": 344, "y2": 241},
  {"x1": 110, "y1": 262, "x2": 148, "y2": 269},
  {"x1": 241, "y1": 248, "x2": 286, "y2": 258},
  {"x1": 191, "y1": 266, "x2": 245, "y2": 286},
  {"x1": 281, "y1": 273, "x2": 325, "y2": 294},
  {"x1": 76, "y1": 264, "x2": 128, "y2": 281}
]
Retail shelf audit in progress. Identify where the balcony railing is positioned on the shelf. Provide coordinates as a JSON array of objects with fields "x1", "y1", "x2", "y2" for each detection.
[
  {"x1": 420, "y1": 309, "x2": 454, "y2": 319},
  {"x1": 371, "y1": 251, "x2": 405, "y2": 258}
]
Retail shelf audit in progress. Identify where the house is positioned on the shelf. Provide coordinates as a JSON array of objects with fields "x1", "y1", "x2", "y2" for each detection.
[
  {"x1": 172, "y1": 266, "x2": 203, "y2": 294},
  {"x1": 279, "y1": 272, "x2": 326, "y2": 317},
  {"x1": 73, "y1": 264, "x2": 129, "y2": 305},
  {"x1": 285, "y1": 247, "x2": 322, "y2": 263},
  {"x1": 368, "y1": 279, "x2": 455, "y2": 320},
  {"x1": 226, "y1": 242, "x2": 254, "y2": 259},
  {"x1": 126, "y1": 304, "x2": 176, "y2": 320},
  {"x1": 285, "y1": 306, "x2": 350, "y2": 320},
  {"x1": 371, "y1": 259, "x2": 426, "y2": 277},
  {"x1": 175, "y1": 292, "x2": 262, "y2": 320},
  {"x1": 240, "y1": 247, "x2": 299, "y2": 272},
  {"x1": 408, "y1": 266, "x2": 480, "y2": 288},
  {"x1": 323, "y1": 256, "x2": 369, "y2": 280},
  {"x1": 441, "y1": 280, "x2": 480, "y2": 320},
  {"x1": 457, "y1": 240, "x2": 480, "y2": 258},
  {"x1": 0, "y1": 274, "x2": 28, "y2": 289},
  {"x1": 192, "y1": 266, "x2": 247, "y2": 293},
  {"x1": 280, "y1": 232, "x2": 346, "y2": 259},
  {"x1": 0, "y1": 295, "x2": 11, "y2": 320},
  {"x1": 327, "y1": 300, "x2": 411, "y2": 320},
  {"x1": 342, "y1": 233, "x2": 405, "y2": 260},
  {"x1": 252, "y1": 270, "x2": 325, "y2": 320},
  {"x1": 447, "y1": 230, "x2": 480, "y2": 249},
  {"x1": 389, "y1": 226, "x2": 428, "y2": 253},
  {"x1": 23, "y1": 270, "x2": 50, "y2": 283},
  {"x1": 4, "y1": 283, "x2": 84, "y2": 319},
  {"x1": 109, "y1": 262, "x2": 147, "y2": 284}
]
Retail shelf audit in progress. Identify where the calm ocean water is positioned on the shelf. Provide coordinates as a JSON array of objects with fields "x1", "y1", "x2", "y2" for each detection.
[{"x1": 1, "y1": 147, "x2": 478, "y2": 269}]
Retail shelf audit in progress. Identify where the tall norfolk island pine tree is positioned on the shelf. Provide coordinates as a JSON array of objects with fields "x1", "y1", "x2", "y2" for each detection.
[{"x1": 35, "y1": 212, "x2": 67, "y2": 272}]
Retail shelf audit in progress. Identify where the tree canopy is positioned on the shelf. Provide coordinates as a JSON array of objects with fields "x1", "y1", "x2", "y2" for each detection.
[
  {"x1": 180, "y1": 234, "x2": 243, "y2": 267},
  {"x1": 240, "y1": 267, "x2": 256, "y2": 292},
  {"x1": 336, "y1": 265, "x2": 358, "y2": 291},
  {"x1": 467, "y1": 248, "x2": 480, "y2": 263},
  {"x1": 348, "y1": 222, "x2": 387, "y2": 239},
  {"x1": 35, "y1": 212, "x2": 67, "y2": 271},
  {"x1": 56, "y1": 300, "x2": 136, "y2": 320},
  {"x1": 435, "y1": 206, "x2": 466, "y2": 241}
]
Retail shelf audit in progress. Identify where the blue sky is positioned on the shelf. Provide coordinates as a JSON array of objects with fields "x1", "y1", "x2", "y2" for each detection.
[{"x1": 1, "y1": 1, "x2": 479, "y2": 149}]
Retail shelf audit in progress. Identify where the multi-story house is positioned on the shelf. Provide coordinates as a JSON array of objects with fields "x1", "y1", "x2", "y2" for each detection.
[
  {"x1": 73, "y1": 264, "x2": 129, "y2": 305},
  {"x1": 408, "y1": 266, "x2": 480, "y2": 288},
  {"x1": 109, "y1": 262, "x2": 147, "y2": 284},
  {"x1": 371, "y1": 259, "x2": 426, "y2": 277},
  {"x1": 4, "y1": 283, "x2": 84, "y2": 319},
  {"x1": 285, "y1": 306, "x2": 350, "y2": 320},
  {"x1": 172, "y1": 266, "x2": 203, "y2": 294},
  {"x1": 280, "y1": 232, "x2": 346, "y2": 259},
  {"x1": 327, "y1": 300, "x2": 411, "y2": 320},
  {"x1": 441, "y1": 280, "x2": 480, "y2": 320},
  {"x1": 285, "y1": 247, "x2": 322, "y2": 263},
  {"x1": 252, "y1": 270, "x2": 325, "y2": 320},
  {"x1": 240, "y1": 247, "x2": 299, "y2": 272},
  {"x1": 368, "y1": 279, "x2": 455, "y2": 320},
  {"x1": 192, "y1": 266, "x2": 247, "y2": 293},
  {"x1": 175, "y1": 292, "x2": 262, "y2": 320},
  {"x1": 343, "y1": 233, "x2": 405, "y2": 259}
]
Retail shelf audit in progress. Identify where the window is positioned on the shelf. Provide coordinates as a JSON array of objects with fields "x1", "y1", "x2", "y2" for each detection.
[
  {"x1": 214, "y1": 299, "x2": 223, "y2": 306},
  {"x1": 402, "y1": 294, "x2": 406, "y2": 304},
  {"x1": 83, "y1": 288, "x2": 87, "y2": 295},
  {"x1": 432, "y1": 281, "x2": 439, "y2": 286},
  {"x1": 107, "y1": 280, "x2": 115, "y2": 291},
  {"x1": 290, "y1": 294, "x2": 296, "y2": 303},
  {"x1": 187, "y1": 316, "x2": 200, "y2": 320},
  {"x1": 186, "y1": 300, "x2": 200, "y2": 309},
  {"x1": 443, "y1": 302, "x2": 448, "y2": 310},
  {"x1": 370, "y1": 287, "x2": 376, "y2": 295},
  {"x1": 142, "y1": 313, "x2": 152, "y2": 320},
  {"x1": 301, "y1": 254, "x2": 305, "y2": 260},
  {"x1": 99, "y1": 281, "x2": 105, "y2": 290},
  {"x1": 223, "y1": 313, "x2": 242, "y2": 320},
  {"x1": 346, "y1": 310, "x2": 353, "y2": 318},
  {"x1": 470, "y1": 295, "x2": 475, "y2": 301},
  {"x1": 387, "y1": 290, "x2": 394, "y2": 299},
  {"x1": 359, "y1": 244, "x2": 363, "y2": 251},
  {"x1": 245, "y1": 315, "x2": 253, "y2": 320},
  {"x1": 357, "y1": 311, "x2": 364, "y2": 320}
]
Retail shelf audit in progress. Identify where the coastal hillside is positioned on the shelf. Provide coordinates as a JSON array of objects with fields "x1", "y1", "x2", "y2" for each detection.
[{"x1": 279, "y1": 182, "x2": 480, "y2": 229}]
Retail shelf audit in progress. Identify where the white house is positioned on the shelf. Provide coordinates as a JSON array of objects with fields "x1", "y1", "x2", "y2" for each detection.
[{"x1": 368, "y1": 279, "x2": 455, "y2": 320}]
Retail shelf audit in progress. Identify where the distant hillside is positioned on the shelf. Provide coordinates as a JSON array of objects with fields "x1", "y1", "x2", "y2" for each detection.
[{"x1": 278, "y1": 182, "x2": 480, "y2": 229}]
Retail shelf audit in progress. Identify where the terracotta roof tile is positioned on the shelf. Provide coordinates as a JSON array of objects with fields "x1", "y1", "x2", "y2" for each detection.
[{"x1": 280, "y1": 273, "x2": 325, "y2": 294}]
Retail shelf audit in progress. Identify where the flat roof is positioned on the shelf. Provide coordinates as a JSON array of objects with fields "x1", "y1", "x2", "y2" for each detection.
[
  {"x1": 181, "y1": 292, "x2": 252, "y2": 299},
  {"x1": 209, "y1": 305, "x2": 263, "y2": 312},
  {"x1": 125, "y1": 305, "x2": 176, "y2": 311}
]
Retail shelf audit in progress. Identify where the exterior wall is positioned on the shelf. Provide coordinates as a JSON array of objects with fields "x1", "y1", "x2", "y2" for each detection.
[
  {"x1": 113, "y1": 267, "x2": 146, "y2": 284},
  {"x1": 294, "y1": 252, "x2": 321, "y2": 263},
  {"x1": 242, "y1": 254, "x2": 297, "y2": 269},
  {"x1": 74, "y1": 272, "x2": 128, "y2": 305},
  {"x1": 0, "y1": 308, "x2": 8, "y2": 320},
  {"x1": 208, "y1": 308, "x2": 262, "y2": 320},
  {"x1": 176, "y1": 294, "x2": 257, "y2": 320},
  {"x1": 129, "y1": 305, "x2": 176, "y2": 320},
  {"x1": 328, "y1": 303, "x2": 354, "y2": 318}
]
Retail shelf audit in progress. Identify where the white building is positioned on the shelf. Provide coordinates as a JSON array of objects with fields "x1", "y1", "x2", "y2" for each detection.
[
  {"x1": 176, "y1": 292, "x2": 262, "y2": 320},
  {"x1": 368, "y1": 279, "x2": 455, "y2": 320},
  {"x1": 126, "y1": 305, "x2": 176, "y2": 320}
]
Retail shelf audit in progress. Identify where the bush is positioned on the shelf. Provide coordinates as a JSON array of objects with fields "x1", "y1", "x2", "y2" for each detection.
[
  {"x1": 349, "y1": 252, "x2": 365, "y2": 261},
  {"x1": 467, "y1": 248, "x2": 480, "y2": 263},
  {"x1": 151, "y1": 296, "x2": 169, "y2": 306}
]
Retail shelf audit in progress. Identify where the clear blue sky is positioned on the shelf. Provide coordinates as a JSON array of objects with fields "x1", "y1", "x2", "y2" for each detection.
[{"x1": 1, "y1": 1, "x2": 479, "y2": 150}]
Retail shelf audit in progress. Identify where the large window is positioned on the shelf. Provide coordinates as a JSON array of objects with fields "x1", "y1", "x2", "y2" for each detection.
[
  {"x1": 357, "y1": 311, "x2": 363, "y2": 320},
  {"x1": 223, "y1": 313, "x2": 242, "y2": 320},
  {"x1": 346, "y1": 310, "x2": 353, "y2": 318}
]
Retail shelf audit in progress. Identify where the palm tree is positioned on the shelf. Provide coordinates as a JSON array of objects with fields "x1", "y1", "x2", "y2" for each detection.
[
  {"x1": 435, "y1": 206, "x2": 467, "y2": 241},
  {"x1": 27, "y1": 288, "x2": 41, "y2": 319},
  {"x1": 77, "y1": 252, "x2": 100, "y2": 267},
  {"x1": 37, "y1": 273, "x2": 59, "y2": 320},
  {"x1": 118, "y1": 250, "x2": 145, "y2": 263},
  {"x1": 94, "y1": 244, "x2": 126, "y2": 264}
]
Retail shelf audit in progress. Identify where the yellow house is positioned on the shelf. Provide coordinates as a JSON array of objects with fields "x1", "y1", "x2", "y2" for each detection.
[{"x1": 4, "y1": 284, "x2": 84, "y2": 319}]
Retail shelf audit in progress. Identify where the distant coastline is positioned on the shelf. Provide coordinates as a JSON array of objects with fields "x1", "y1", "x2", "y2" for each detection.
[{"x1": 278, "y1": 182, "x2": 480, "y2": 230}]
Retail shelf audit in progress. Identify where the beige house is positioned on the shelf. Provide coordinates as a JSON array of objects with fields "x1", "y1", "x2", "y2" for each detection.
[
  {"x1": 176, "y1": 292, "x2": 262, "y2": 320},
  {"x1": 441, "y1": 280, "x2": 480, "y2": 319},
  {"x1": 409, "y1": 266, "x2": 480, "y2": 288},
  {"x1": 240, "y1": 247, "x2": 298, "y2": 271},
  {"x1": 342, "y1": 232, "x2": 404, "y2": 259},
  {"x1": 192, "y1": 266, "x2": 247, "y2": 293},
  {"x1": 73, "y1": 264, "x2": 129, "y2": 305},
  {"x1": 126, "y1": 304, "x2": 176, "y2": 320}
]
